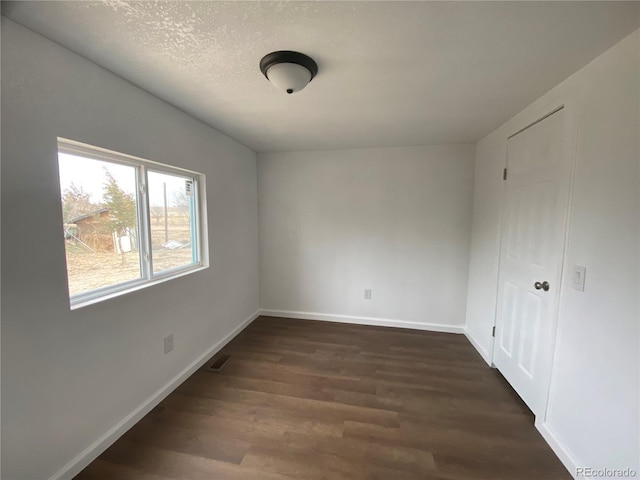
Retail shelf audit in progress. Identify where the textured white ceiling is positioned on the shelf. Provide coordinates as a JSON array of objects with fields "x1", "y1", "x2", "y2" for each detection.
[{"x1": 3, "y1": 1, "x2": 639, "y2": 152}]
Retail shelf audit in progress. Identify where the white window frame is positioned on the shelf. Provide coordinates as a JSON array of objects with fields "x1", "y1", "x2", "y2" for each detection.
[{"x1": 58, "y1": 138, "x2": 208, "y2": 309}]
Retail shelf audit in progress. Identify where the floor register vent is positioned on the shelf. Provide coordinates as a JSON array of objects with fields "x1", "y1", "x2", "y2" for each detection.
[{"x1": 207, "y1": 354, "x2": 231, "y2": 372}]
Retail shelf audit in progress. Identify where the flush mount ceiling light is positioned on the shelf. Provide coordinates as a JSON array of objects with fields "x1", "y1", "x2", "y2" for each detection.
[{"x1": 260, "y1": 50, "x2": 318, "y2": 95}]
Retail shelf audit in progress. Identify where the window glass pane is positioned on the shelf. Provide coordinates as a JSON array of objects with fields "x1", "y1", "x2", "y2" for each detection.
[
  {"x1": 147, "y1": 170, "x2": 196, "y2": 274},
  {"x1": 58, "y1": 153, "x2": 141, "y2": 296}
]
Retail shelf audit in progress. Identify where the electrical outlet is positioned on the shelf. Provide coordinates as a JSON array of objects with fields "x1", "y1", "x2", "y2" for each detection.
[
  {"x1": 164, "y1": 334, "x2": 174, "y2": 354},
  {"x1": 364, "y1": 289, "x2": 372, "y2": 300}
]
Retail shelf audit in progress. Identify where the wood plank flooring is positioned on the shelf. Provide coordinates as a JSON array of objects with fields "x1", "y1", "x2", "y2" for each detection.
[{"x1": 75, "y1": 316, "x2": 571, "y2": 480}]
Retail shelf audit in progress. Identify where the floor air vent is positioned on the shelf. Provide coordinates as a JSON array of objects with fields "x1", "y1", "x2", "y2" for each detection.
[{"x1": 207, "y1": 354, "x2": 231, "y2": 372}]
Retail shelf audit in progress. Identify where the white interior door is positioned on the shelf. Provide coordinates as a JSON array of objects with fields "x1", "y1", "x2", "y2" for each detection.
[{"x1": 493, "y1": 107, "x2": 572, "y2": 416}]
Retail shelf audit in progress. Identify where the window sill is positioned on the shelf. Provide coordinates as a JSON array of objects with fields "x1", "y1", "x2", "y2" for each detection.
[{"x1": 69, "y1": 264, "x2": 208, "y2": 310}]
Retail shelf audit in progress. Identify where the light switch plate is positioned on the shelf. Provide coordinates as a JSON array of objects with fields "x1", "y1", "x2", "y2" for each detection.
[{"x1": 572, "y1": 266, "x2": 586, "y2": 291}]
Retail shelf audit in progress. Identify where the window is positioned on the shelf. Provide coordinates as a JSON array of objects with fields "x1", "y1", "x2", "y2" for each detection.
[{"x1": 57, "y1": 138, "x2": 206, "y2": 308}]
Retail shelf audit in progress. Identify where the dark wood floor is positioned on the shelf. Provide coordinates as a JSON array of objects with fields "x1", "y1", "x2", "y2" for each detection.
[{"x1": 75, "y1": 316, "x2": 570, "y2": 480}]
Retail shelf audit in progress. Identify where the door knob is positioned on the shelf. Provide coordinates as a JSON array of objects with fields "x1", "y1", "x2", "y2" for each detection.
[{"x1": 534, "y1": 281, "x2": 550, "y2": 291}]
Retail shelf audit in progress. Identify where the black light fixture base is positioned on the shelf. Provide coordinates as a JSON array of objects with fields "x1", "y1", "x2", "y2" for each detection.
[{"x1": 259, "y1": 50, "x2": 318, "y2": 81}]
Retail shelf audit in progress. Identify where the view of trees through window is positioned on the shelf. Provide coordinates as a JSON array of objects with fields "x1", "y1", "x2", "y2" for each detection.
[
  {"x1": 60, "y1": 154, "x2": 141, "y2": 296},
  {"x1": 58, "y1": 151, "x2": 197, "y2": 299}
]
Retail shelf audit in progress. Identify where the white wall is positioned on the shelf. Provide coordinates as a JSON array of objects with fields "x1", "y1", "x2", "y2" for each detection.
[
  {"x1": 1, "y1": 19, "x2": 259, "y2": 480},
  {"x1": 258, "y1": 145, "x2": 474, "y2": 331},
  {"x1": 464, "y1": 29, "x2": 639, "y2": 475}
]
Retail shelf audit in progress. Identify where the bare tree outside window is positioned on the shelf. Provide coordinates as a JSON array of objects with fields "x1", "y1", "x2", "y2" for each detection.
[{"x1": 62, "y1": 183, "x2": 96, "y2": 222}]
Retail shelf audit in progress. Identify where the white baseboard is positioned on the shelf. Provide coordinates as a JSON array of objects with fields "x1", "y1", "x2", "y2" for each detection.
[
  {"x1": 463, "y1": 327, "x2": 493, "y2": 366},
  {"x1": 259, "y1": 309, "x2": 464, "y2": 334},
  {"x1": 50, "y1": 310, "x2": 260, "y2": 480},
  {"x1": 536, "y1": 420, "x2": 579, "y2": 479}
]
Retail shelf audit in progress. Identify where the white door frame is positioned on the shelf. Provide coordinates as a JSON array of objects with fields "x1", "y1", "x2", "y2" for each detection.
[{"x1": 489, "y1": 88, "x2": 579, "y2": 422}]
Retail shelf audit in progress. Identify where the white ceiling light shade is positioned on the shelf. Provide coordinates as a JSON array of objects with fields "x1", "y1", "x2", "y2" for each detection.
[
  {"x1": 260, "y1": 51, "x2": 318, "y2": 94},
  {"x1": 266, "y1": 63, "x2": 311, "y2": 93}
]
